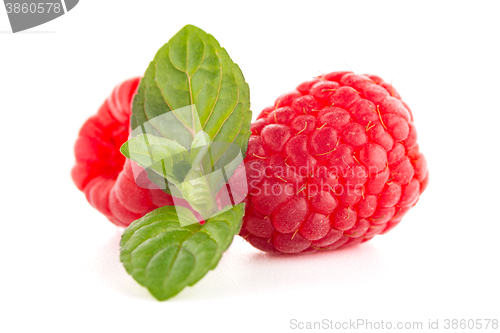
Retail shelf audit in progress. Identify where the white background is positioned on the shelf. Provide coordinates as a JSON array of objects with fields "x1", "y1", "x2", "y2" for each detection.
[{"x1": 1, "y1": 1, "x2": 500, "y2": 332}]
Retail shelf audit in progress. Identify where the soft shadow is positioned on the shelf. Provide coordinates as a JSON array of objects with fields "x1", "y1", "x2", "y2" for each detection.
[
  {"x1": 89, "y1": 232, "x2": 386, "y2": 302},
  {"x1": 88, "y1": 229, "x2": 154, "y2": 301},
  {"x1": 173, "y1": 239, "x2": 386, "y2": 301}
]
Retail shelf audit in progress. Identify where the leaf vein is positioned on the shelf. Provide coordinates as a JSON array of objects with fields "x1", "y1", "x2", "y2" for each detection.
[
  {"x1": 211, "y1": 108, "x2": 245, "y2": 167},
  {"x1": 202, "y1": 48, "x2": 223, "y2": 128}
]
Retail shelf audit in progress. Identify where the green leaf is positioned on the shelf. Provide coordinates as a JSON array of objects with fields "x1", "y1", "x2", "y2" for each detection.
[
  {"x1": 121, "y1": 133, "x2": 188, "y2": 161},
  {"x1": 171, "y1": 160, "x2": 192, "y2": 182},
  {"x1": 178, "y1": 169, "x2": 218, "y2": 217},
  {"x1": 120, "y1": 134, "x2": 189, "y2": 178},
  {"x1": 189, "y1": 130, "x2": 211, "y2": 168},
  {"x1": 191, "y1": 130, "x2": 211, "y2": 149},
  {"x1": 120, "y1": 203, "x2": 245, "y2": 301},
  {"x1": 130, "y1": 24, "x2": 252, "y2": 189}
]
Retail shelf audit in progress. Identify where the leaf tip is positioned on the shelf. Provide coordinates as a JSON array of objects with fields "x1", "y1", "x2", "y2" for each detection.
[
  {"x1": 180, "y1": 24, "x2": 205, "y2": 34},
  {"x1": 120, "y1": 141, "x2": 130, "y2": 159}
]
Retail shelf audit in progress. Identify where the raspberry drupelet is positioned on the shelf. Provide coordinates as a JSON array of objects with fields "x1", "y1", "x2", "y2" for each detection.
[{"x1": 239, "y1": 71, "x2": 428, "y2": 254}]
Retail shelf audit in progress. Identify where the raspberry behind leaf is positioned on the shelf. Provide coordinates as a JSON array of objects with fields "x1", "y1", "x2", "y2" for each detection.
[{"x1": 71, "y1": 78, "x2": 182, "y2": 227}]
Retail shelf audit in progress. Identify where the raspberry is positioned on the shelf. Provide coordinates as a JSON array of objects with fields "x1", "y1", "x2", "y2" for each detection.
[
  {"x1": 72, "y1": 78, "x2": 177, "y2": 227},
  {"x1": 240, "y1": 72, "x2": 428, "y2": 254}
]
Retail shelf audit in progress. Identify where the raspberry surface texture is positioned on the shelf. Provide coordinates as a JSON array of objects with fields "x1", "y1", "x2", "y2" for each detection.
[
  {"x1": 240, "y1": 72, "x2": 428, "y2": 254},
  {"x1": 71, "y1": 78, "x2": 176, "y2": 227}
]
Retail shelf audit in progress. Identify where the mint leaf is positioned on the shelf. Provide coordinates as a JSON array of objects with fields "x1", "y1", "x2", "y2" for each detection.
[
  {"x1": 120, "y1": 134, "x2": 190, "y2": 180},
  {"x1": 191, "y1": 130, "x2": 211, "y2": 149},
  {"x1": 189, "y1": 130, "x2": 211, "y2": 169},
  {"x1": 130, "y1": 25, "x2": 252, "y2": 189},
  {"x1": 120, "y1": 134, "x2": 188, "y2": 161},
  {"x1": 120, "y1": 203, "x2": 245, "y2": 301},
  {"x1": 171, "y1": 160, "x2": 192, "y2": 182}
]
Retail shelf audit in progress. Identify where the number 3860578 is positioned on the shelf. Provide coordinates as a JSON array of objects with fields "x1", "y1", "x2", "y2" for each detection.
[{"x1": 5, "y1": 3, "x2": 62, "y2": 14}]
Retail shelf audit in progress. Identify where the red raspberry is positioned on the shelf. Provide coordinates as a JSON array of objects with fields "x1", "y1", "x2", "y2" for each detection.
[
  {"x1": 71, "y1": 78, "x2": 177, "y2": 227},
  {"x1": 241, "y1": 72, "x2": 428, "y2": 254}
]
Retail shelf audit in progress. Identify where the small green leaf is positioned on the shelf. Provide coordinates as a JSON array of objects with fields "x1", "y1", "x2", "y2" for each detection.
[
  {"x1": 172, "y1": 160, "x2": 192, "y2": 182},
  {"x1": 189, "y1": 130, "x2": 211, "y2": 168},
  {"x1": 178, "y1": 169, "x2": 218, "y2": 217},
  {"x1": 123, "y1": 133, "x2": 188, "y2": 160},
  {"x1": 191, "y1": 130, "x2": 211, "y2": 149},
  {"x1": 120, "y1": 204, "x2": 245, "y2": 301},
  {"x1": 120, "y1": 134, "x2": 189, "y2": 177}
]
